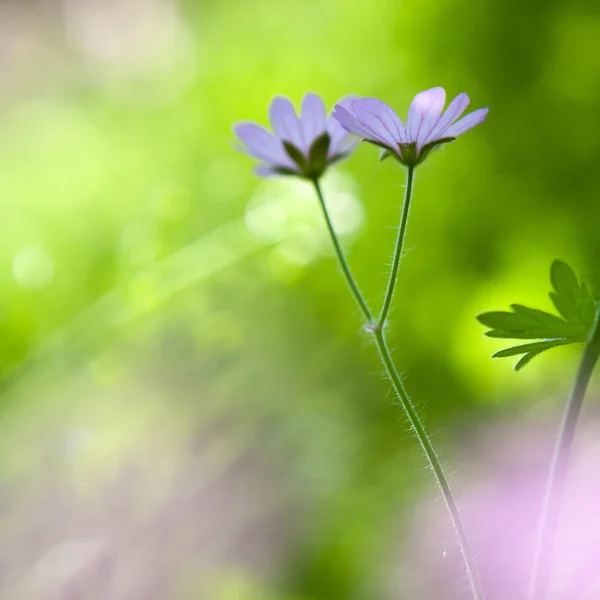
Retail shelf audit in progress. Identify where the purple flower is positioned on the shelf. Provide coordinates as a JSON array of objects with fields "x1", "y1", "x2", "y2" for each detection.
[
  {"x1": 234, "y1": 94, "x2": 358, "y2": 180},
  {"x1": 332, "y1": 87, "x2": 488, "y2": 167}
]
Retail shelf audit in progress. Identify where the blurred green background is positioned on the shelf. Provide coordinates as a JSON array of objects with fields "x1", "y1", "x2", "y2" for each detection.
[{"x1": 0, "y1": 0, "x2": 599, "y2": 598}]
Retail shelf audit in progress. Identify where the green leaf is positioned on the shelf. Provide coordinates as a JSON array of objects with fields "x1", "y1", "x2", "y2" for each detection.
[
  {"x1": 548, "y1": 260, "x2": 597, "y2": 331},
  {"x1": 510, "y1": 304, "x2": 585, "y2": 337},
  {"x1": 492, "y1": 339, "x2": 573, "y2": 358},
  {"x1": 477, "y1": 311, "x2": 520, "y2": 330},
  {"x1": 477, "y1": 305, "x2": 585, "y2": 340},
  {"x1": 550, "y1": 261, "x2": 580, "y2": 322},
  {"x1": 515, "y1": 351, "x2": 542, "y2": 371},
  {"x1": 493, "y1": 338, "x2": 575, "y2": 371},
  {"x1": 483, "y1": 328, "x2": 530, "y2": 339},
  {"x1": 477, "y1": 260, "x2": 598, "y2": 371}
]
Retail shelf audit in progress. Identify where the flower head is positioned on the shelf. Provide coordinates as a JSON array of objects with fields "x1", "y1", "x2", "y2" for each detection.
[
  {"x1": 332, "y1": 87, "x2": 488, "y2": 167},
  {"x1": 234, "y1": 93, "x2": 358, "y2": 180}
]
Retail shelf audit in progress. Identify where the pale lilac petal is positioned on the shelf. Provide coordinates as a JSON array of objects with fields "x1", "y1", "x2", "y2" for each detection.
[
  {"x1": 325, "y1": 96, "x2": 356, "y2": 145},
  {"x1": 424, "y1": 92, "x2": 470, "y2": 143},
  {"x1": 350, "y1": 98, "x2": 402, "y2": 148},
  {"x1": 327, "y1": 111, "x2": 359, "y2": 156},
  {"x1": 406, "y1": 87, "x2": 446, "y2": 147},
  {"x1": 444, "y1": 107, "x2": 489, "y2": 137},
  {"x1": 254, "y1": 164, "x2": 285, "y2": 177},
  {"x1": 300, "y1": 93, "x2": 326, "y2": 145},
  {"x1": 335, "y1": 137, "x2": 359, "y2": 155},
  {"x1": 234, "y1": 122, "x2": 290, "y2": 166},
  {"x1": 416, "y1": 88, "x2": 447, "y2": 149},
  {"x1": 327, "y1": 96, "x2": 357, "y2": 148},
  {"x1": 326, "y1": 115, "x2": 348, "y2": 149},
  {"x1": 332, "y1": 104, "x2": 376, "y2": 141},
  {"x1": 351, "y1": 97, "x2": 407, "y2": 144},
  {"x1": 269, "y1": 96, "x2": 305, "y2": 151},
  {"x1": 329, "y1": 129, "x2": 359, "y2": 157},
  {"x1": 350, "y1": 109, "x2": 397, "y2": 148},
  {"x1": 332, "y1": 95, "x2": 359, "y2": 116},
  {"x1": 334, "y1": 95, "x2": 359, "y2": 111}
]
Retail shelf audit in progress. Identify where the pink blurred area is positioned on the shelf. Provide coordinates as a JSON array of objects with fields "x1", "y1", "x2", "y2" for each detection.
[
  {"x1": 395, "y1": 409, "x2": 600, "y2": 599},
  {"x1": 0, "y1": 0, "x2": 193, "y2": 101}
]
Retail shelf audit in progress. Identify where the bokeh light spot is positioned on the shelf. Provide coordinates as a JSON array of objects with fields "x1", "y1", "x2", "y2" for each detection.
[
  {"x1": 245, "y1": 171, "x2": 364, "y2": 267},
  {"x1": 12, "y1": 245, "x2": 54, "y2": 289}
]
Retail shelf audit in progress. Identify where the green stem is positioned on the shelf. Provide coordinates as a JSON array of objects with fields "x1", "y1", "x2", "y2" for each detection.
[
  {"x1": 528, "y1": 306, "x2": 600, "y2": 600},
  {"x1": 378, "y1": 165, "x2": 415, "y2": 330},
  {"x1": 313, "y1": 179, "x2": 374, "y2": 324},
  {"x1": 311, "y1": 177, "x2": 485, "y2": 600},
  {"x1": 374, "y1": 328, "x2": 486, "y2": 600}
]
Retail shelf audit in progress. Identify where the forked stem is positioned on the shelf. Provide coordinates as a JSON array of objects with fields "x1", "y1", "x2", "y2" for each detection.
[
  {"x1": 528, "y1": 306, "x2": 600, "y2": 600},
  {"x1": 312, "y1": 177, "x2": 485, "y2": 600}
]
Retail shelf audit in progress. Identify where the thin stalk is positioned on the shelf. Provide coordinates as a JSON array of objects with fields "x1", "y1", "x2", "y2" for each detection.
[
  {"x1": 374, "y1": 328, "x2": 486, "y2": 600},
  {"x1": 528, "y1": 306, "x2": 600, "y2": 600},
  {"x1": 312, "y1": 179, "x2": 374, "y2": 324},
  {"x1": 378, "y1": 165, "x2": 415, "y2": 329},
  {"x1": 311, "y1": 177, "x2": 485, "y2": 600}
]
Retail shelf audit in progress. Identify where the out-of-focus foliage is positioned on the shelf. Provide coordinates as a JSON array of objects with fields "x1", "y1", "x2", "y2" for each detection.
[{"x1": 0, "y1": 0, "x2": 599, "y2": 598}]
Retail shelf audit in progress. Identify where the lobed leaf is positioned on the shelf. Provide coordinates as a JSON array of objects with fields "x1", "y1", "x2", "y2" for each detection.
[
  {"x1": 491, "y1": 339, "x2": 573, "y2": 359},
  {"x1": 514, "y1": 351, "x2": 542, "y2": 371},
  {"x1": 477, "y1": 260, "x2": 598, "y2": 371},
  {"x1": 550, "y1": 261, "x2": 580, "y2": 323},
  {"x1": 477, "y1": 305, "x2": 585, "y2": 340}
]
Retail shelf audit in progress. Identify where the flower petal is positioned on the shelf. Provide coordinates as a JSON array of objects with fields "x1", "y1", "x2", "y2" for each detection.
[
  {"x1": 444, "y1": 107, "x2": 489, "y2": 137},
  {"x1": 406, "y1": 87, "x2": 446, "y2": 148},
  {"x1": 234, "y1": 122, "x2": 290, "y2": 166},
  {"x1": 327, "y1": 100, "x2": 359, "y2": 157},
  {"x1": 424, "y1": 92, "x2": 470, "y2": 143},
  {"x1": 336, "y1": 136, "x2": 360, "y2": 155},
  {"x1": 328, "y1": 96, "x2": 357, "y2": 146},
  {"x1": 327, "y1": 115, "x2": 348, "y2": 149},
  {"x1": 269, "y1": 96, "x2": 305, "y2": 152},
  {"x1": 332, "y1": 104, "x2": 376, "y2": 140},
  {"x1": 352, "y1": 97, "x2": 406, "y2": 145},
  {"x1": 328, "y1": 125, "x2": 359, "y2": 157},
  {"x1": 300, "y1": 93, "x2": 327, "y2": 146},
  {"x1": 254, "y1": 164, "x2": 279, "y2": 177}
]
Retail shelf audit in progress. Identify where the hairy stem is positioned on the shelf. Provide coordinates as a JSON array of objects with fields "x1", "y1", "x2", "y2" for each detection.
[
  {"x1": 528, "y1": 306, "x2": 600, "y2": 600},
  {"x1": 373, "y1": 328, "x2": 485, "y2": 600},
  {"x1": 378, "y1": 165, "x2": 414, "y2": 329},
  {"x1": 312, "y1": 177, "x2": 485, "y2": 600}
]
